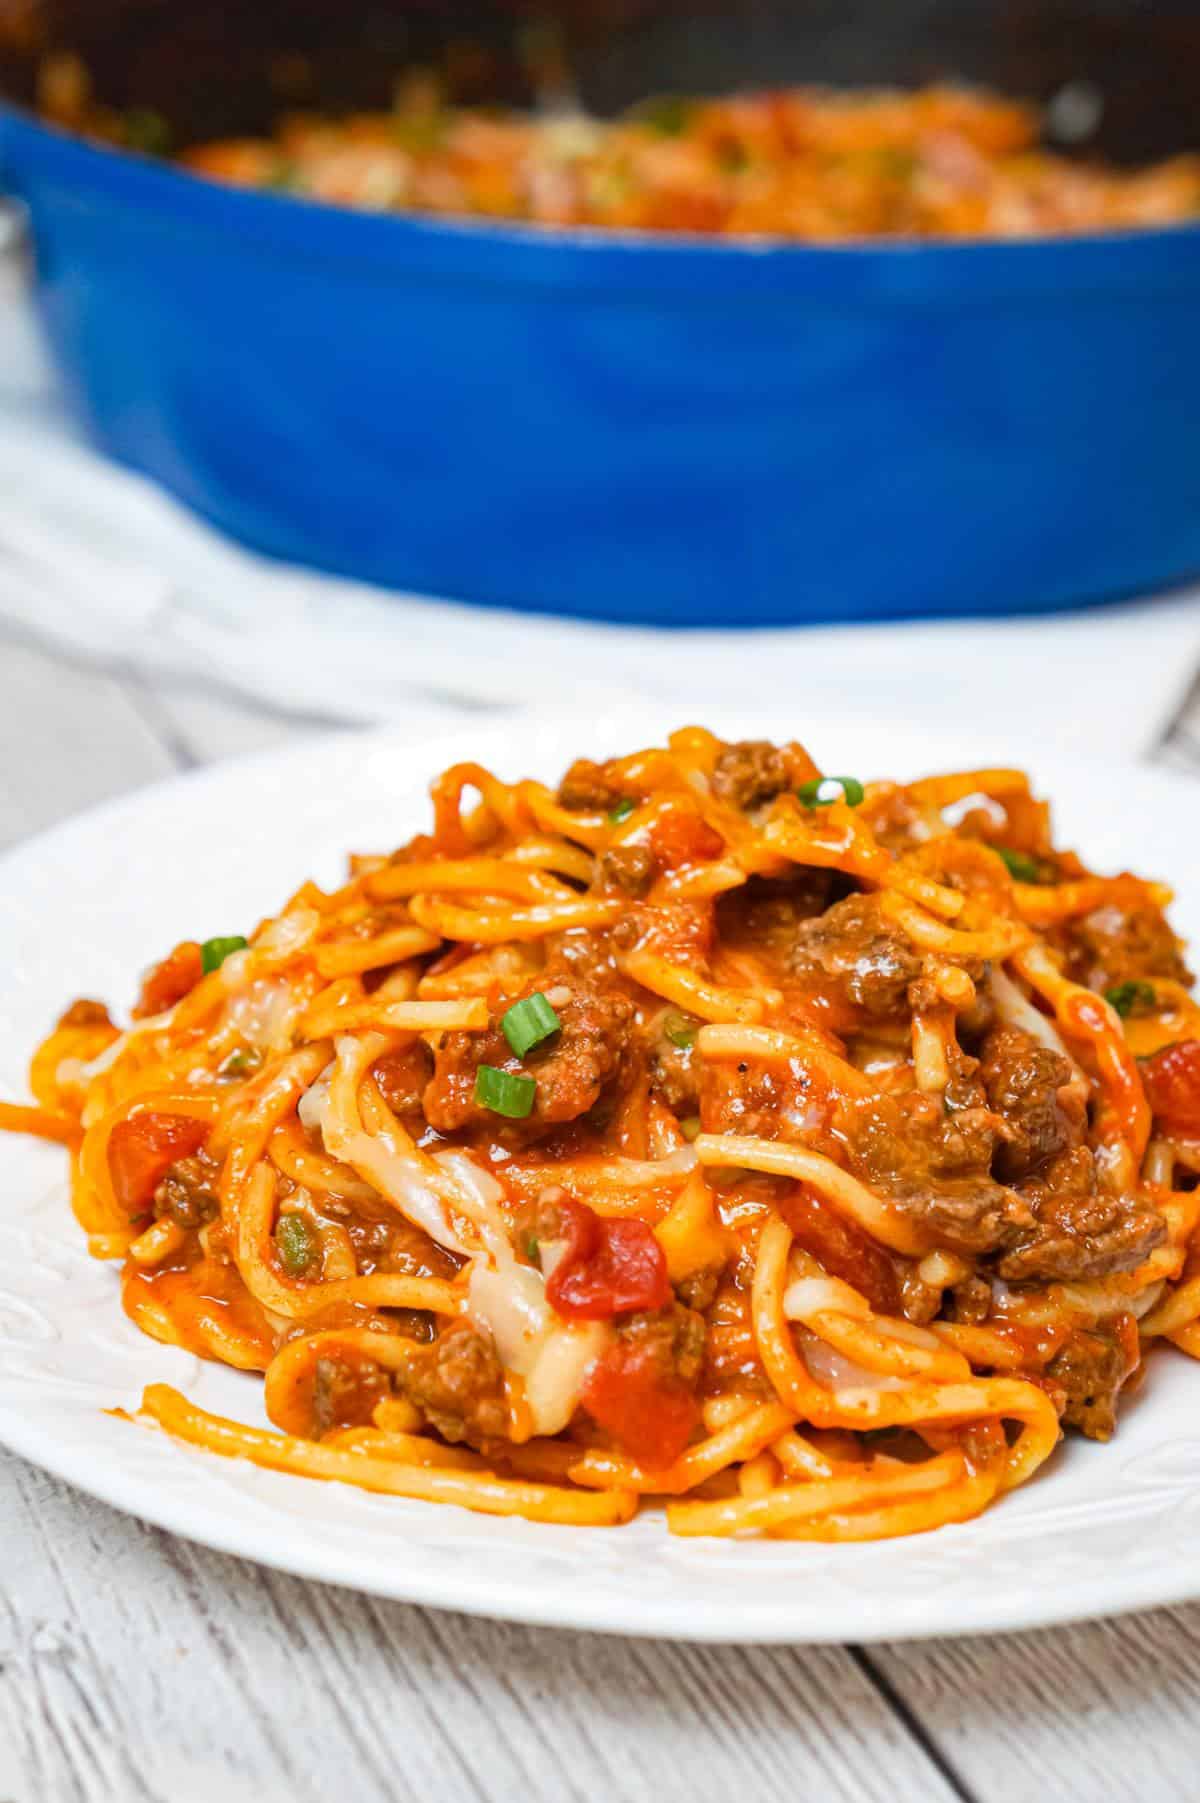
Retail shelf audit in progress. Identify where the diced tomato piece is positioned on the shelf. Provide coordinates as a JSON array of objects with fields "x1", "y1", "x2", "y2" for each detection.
[
  {"x1": 776, "y1": 1182, "x2": 902, "y2": 1316},
  {"x1": 545, "y1": 1197, "x2": 671, "y2": 1320},
  {"x1": 108, "y1": 1112, "x2": 210, "y2": 1218},
  {"x1": 649, "y1": 808, "x2": 723, "y2": 869},
  {"x1": 1141, "y1": 1039, "x2": 1200, "y2": 1137},
  {"x1": 582, "y1": 1340, "x2": 699, "y2": 1468},
  {"x1": 133, "y1": 942, "x2": 204, "y2": 1018}
]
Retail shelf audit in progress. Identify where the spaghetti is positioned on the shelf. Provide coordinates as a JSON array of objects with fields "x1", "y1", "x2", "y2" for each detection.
[{"x1": 5, "y1": 727, "x2": 1199, "y2": 1542}]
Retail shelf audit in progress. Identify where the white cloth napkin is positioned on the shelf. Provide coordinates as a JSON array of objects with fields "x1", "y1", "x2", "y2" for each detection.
[{"x1": 0, "y1": 295, "x2": 1196, "y2": 753}]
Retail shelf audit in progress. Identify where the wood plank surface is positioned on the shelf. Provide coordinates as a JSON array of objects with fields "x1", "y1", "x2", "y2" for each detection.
[
  {"x1": 0, "y1": 1446, "x2": 963, "y2": 1803},
  {"x1": 869, "y1": 1607, "x2": 1200, "y2": 1803}
]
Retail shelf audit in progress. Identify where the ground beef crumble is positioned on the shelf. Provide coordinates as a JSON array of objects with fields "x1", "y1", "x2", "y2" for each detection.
[
  {"x1": 1045, "y1": 1317, "x2": 1140, "y2": 1440},
  {"x1": 1057, "y1": 901, "x2": 1192, "y2": 994},
  {"x1": 711, "y1": 740, "x2": 793, "y2": 810},
  {"x1": 397, "y1": 1319, "x2": 510, "y2": 1445},
  {"x1": 598, "y1": 842, "x2": 656, "y2": 896},
  {"x1": 424, "y1": 978, "x2": 634, "y2": 1136},
  {"x1": 789, "y1": 893, "x2": 924, "y2": 1020},
  {"x1": 995, "y1": 1150, "x2": 1165, "y2": 1283},
  {"x1": 557, "y1": 757, "x2": 625, "y2": 811},
  {"x1": 153, "y1": 1149, "x2": 220, "y2": 1229},
  {"x1": 614, "y1": 1302, "x2": 706, "y2": 1388},
  {"x1": 311, "y1": 1353, "x2": 393, "y2": 1435},
  {"x1": 979, "y1": 1024, "x2": 1085, "y2": 1183}
]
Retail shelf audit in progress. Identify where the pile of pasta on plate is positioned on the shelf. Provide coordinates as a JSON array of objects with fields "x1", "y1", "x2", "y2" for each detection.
[{"x1": 4, "y1": 726, "x2": 1199, "y2": 1542}]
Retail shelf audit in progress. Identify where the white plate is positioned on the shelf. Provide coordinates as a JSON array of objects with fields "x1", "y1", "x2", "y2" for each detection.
[{"x1": 2, "y1": 702, "x2": 1199, "y2": 1644}]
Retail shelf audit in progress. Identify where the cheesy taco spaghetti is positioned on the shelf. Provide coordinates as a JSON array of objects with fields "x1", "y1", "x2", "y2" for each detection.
[
  {"x1": 180, "y1": 84, "x2": 1200, "y2": 241},
  {"x1": 4, "y1": 727, "x2": 1199, "y2": 1543}
]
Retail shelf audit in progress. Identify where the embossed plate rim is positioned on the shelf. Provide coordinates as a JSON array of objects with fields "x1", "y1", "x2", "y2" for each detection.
[{"x1": 2, "y1": 701, "x2": 1199, "y2": 1642}]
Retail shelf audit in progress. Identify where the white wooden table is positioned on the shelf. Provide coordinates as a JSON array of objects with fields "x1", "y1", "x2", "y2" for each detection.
[{"x1": 2, "y1": 625, "x2": 1200, "y2": 1803}]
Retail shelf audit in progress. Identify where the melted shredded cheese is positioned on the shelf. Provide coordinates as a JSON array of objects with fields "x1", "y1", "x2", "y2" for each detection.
[
  {"x1": 319, "y1": 1038, "x2": 473, "y2": 1255},
  {"x1": 783, "y1": 1276, "x2": 872, "y2": 1322},
  {"x1": 468, "y1": 1260, "x2": 609, "y2": 1438}
]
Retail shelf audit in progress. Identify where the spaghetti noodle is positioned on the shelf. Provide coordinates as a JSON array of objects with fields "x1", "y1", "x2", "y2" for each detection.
[{"x1": 5, "y1": 727, "x2": 1199, "y2": 1542}]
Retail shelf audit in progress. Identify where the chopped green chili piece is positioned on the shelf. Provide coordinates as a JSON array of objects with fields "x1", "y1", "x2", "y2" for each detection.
[
  {"x1": 123, "y1": 107, "x2": 171, "y2": 155},
  {"x1": 218, "y1": 1045, "x2": 262, "y2": 1079},
  {"x1": 634, "y1": 94, "x2": 694, "y2": 135},
  {"x1": 607, "y1": 797, "x2": 636, "y2": 825},
  {"x1": 390, "y1": 114, "x2": 446, "y2": 153},
  {"x1": 201, "y1": 935, "x2": 248, "y2": 974},
  {"x1": 266, "y1": 159, "x2": 297, "y2": 191},
  {"x1": 275, "y1": 1213, "x2": 317, "y2": 1276},
  {"x1": 797, "y1": 775, "x2": 865, "y2": 809},
  {"x1": 1104, "y1": 980, "x2": 1157, "y2": 1020},
  {"x1": 679, "y1": 1116, "x2": 702, "y2": 1142},
  {"x1": 475, "y1": 1065, "x2": 537, "y2": 1119},
  {"x1": 524, "y1": 1233, "x2": 540, "y2": 1262},
  {"x1": 664, "y1": 1014, "x2": 698, "y2": 1050},
  {"x1": 501, "y1": 992, "x2": 561, "y2": 1058},
  {"x1": 995, "y1": 848, "x2": 1046, "y2": 884},
  {"x1": 872, "y1": 147, "x2": 917, "y2": 182}
]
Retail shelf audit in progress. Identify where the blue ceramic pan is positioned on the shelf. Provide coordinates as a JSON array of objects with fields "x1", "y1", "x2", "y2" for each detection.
[{"x1": 3, "y1": 104, "x2": 1200, "y2": 628}]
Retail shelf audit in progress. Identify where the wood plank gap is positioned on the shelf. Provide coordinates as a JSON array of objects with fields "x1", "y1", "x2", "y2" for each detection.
[
  {"x1": 1165, "y1": 722, "x2": 1200, "y2": 762},
  {"x1": 414, "y1": 1609, "x2": 539, "y2": 1803},
  {"x1": 0, "y1": 632, "x2": 174, "y2": 849},
  {"x1": 149, "y1": 672, "x2": 350, "y2": 733},
  {"x1": 849, "y1": 1646, "x2": 981, "y2": 1803},
  {"x1": 0, "y1": 610, "x2": 348, "y2": 735},
  {"x1": 10, "y1": 1461, "x2": 170, "y2": 1803},
  {"x1": 254, "y1": 1572, "x2": 410, "y2": 1800},
  {"x1": 1151, "y1": 662, "x2": 1200, "y2": 762},
  {"x1": 153, "y1": 1536, "x2": 313, "y2": 1795},
  {"x1": 116, "y1": 667, "x2": 201, "y2": 771},
  {"x1": 355, "y1": 1597, "x2": 497, "y2": 1803},
  {"x1": 0, "y1": 614, "x2": 144, "y2": 688}
]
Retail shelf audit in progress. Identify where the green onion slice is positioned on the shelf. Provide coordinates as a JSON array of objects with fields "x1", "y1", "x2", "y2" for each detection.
[
  {"x1": 201, "y1": 934, "x2": 248, "y2": 974},
  {"x1": 475, "y1": 1065, "x2": 537, "y2": 1119},
  {"x1": 275, "y1": 1213, "x2": 317, "y2": 1276},
  {"x1": 501, "y1": 992, "x2": 561, "y2": 1058},
  {"x1": 123, "y1": 107, "x2": 172, "y2": 155},
  {"x1": 797, "y1": 775, "x2": 864, "y2": 809},
  {"x1": 607, "y1": 798, "x2": 636, "y2": 825},
  {"x1": 633, "y1": 94, "x2": 694, "y2": 136},
  {"x1": 995, "y1": 848, "x2": 1046, "y2": 885},
  {"x1": 1104, "y1": 980, "x2": 1157, "y2": 1020},
  {"x1": 664, "y1": 1014, "x2": 698, "y2": 1050}
]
